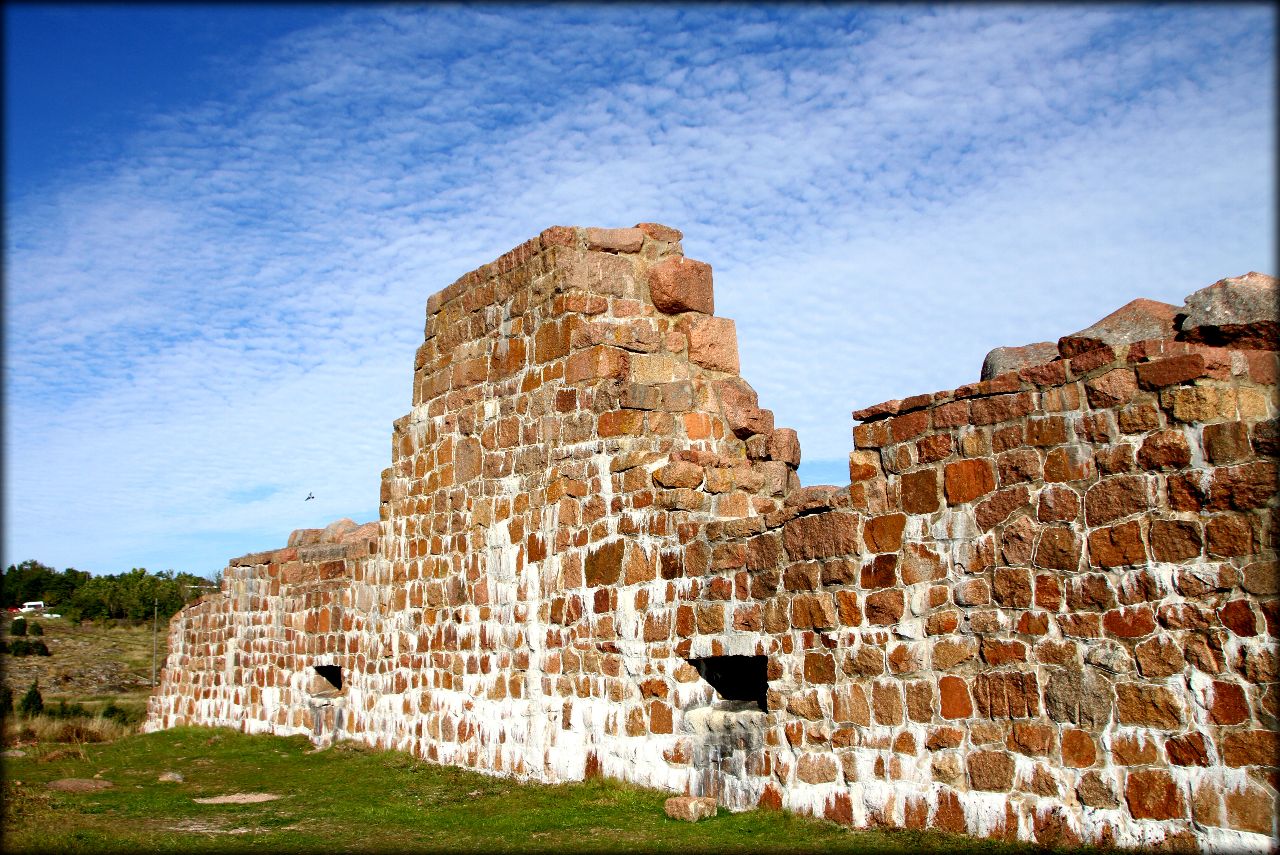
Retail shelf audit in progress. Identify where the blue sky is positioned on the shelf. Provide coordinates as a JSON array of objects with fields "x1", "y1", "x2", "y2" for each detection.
[{"x1": 4, "y1": 4, "x2": 1275, "y2": 576}]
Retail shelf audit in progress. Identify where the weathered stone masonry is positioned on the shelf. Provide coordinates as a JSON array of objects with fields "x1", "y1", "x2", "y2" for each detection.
[{"x1": 147, "y1": 226, "x2": 1278, "y2": 852}]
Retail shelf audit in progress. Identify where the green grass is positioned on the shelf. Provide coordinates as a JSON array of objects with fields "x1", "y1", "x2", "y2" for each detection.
[{"x1": 1, "y1": 726, "x2": 1053, "y2": 854}]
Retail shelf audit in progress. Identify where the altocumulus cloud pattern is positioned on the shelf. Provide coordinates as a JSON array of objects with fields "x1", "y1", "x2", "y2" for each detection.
[{"x1": 3, "y1": 5, "x2": 1274, "y2": 575}]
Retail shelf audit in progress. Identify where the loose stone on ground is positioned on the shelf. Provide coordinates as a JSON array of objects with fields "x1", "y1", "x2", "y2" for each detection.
[{"x1": 664, "y1": 796, "x2": 717, "y2": 822}]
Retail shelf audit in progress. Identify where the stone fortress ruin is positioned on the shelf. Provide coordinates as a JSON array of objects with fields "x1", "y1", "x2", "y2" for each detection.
[{"x1": 147, "y1": 224, "x2": 1278, "y2": 852}]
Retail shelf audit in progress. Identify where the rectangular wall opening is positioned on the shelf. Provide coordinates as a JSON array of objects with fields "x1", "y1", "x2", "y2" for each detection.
[
  {"x1": 688, "y1": 655, "x2": 768, "y2": 711},
  {"x1": 314, "y1": 664, "x2": 343, "y2": 692}
]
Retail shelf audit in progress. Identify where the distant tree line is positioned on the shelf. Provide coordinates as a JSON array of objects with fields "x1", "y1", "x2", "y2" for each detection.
[{"x1": 2, "y1": 560, "x2": 218, "y2": 624}]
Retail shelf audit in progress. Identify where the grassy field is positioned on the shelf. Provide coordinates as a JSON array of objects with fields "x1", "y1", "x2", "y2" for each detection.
[{"x1": 1, "y1": 726, "x2": 1057, "y2": 854}]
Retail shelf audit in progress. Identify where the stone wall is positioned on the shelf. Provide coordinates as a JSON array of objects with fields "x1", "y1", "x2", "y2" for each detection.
[
  {"x1": 152, "y1": 518, "x2": 377, "y2": 737},
  {"x1": 147, "y1": 227, "x2": 1277, "y2": 852}
]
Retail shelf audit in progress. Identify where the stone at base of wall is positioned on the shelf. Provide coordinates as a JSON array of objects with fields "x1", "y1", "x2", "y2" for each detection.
[{"x1": 665, "y1": 796, "x2": 718, "y2": 822}]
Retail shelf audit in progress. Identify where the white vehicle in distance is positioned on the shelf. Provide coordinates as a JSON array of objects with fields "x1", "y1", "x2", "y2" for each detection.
[{"x1": 19, "y1": 601, "x2": 45, "y2": 613}]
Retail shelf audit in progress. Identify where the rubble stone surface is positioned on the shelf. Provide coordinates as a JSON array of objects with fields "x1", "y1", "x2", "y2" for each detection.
[
  {"x1": 981, "y1": 342, "x2": 1058, "y2": 381},
  {"x1": 1180, "y1": 272, "x2": 1279, "y2": 350},
  {"x1": 1058, "y1": 298, "x2": 1181, "y2": 358}
]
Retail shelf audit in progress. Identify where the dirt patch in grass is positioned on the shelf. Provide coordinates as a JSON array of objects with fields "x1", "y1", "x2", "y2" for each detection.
[
  {"x1": 166, "y1": 819, "x2": 260, "y2": 835},
  {"x1": 46, "y1": 778, "x2": 113, "y2": 792},
  {"x1": 39, "y1": 745, "x2": 90, "y2": 762},
  {"x1": 193, "y1": 792, "x2": 281, "y2": 804}
]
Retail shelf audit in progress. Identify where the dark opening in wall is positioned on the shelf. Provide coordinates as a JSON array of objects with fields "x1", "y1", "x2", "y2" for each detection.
[
  {"x1": 689, "y1": 655, "x2": 768, "y2": 711},
  {"x1": 314, "y1": 665, "x2": 343, "y2": 692}
]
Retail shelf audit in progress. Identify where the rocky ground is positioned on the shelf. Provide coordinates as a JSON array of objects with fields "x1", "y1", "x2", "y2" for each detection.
[{"x1": 3, "y1": 619, "x2": 160, "y2": 698}]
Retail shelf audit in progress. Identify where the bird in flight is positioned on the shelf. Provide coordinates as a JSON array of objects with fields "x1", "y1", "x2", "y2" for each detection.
[{"x1": 305, "y1": 492, "x2": 315, "y2": 501}]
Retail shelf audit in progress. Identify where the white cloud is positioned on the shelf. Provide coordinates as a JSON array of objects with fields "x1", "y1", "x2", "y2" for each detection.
[{"x1": 4, "y1": 5, "x2": 1274, "y2": 574}]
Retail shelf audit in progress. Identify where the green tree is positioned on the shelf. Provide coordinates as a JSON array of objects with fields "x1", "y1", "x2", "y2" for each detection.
[
  {"x1": 0, "y1": 685, "x2": 12, "y2": 718},
  {"x1": 115, "y1": 568, "x2": 147, "y2": 620},
  {"x1": 1, "y1": 559, "x2": 58, "y2": 607},
  {"x1": 70, "y1": 575, "x2": 115, "y2": 621},
  {"x1": 29, "y1": 621, "x2": 43, "y2": 636},
  {"x1": 11, "y1": 616, "x2": 27, "y2": 636},
  {"x1": 18, "y1": 680, "x2": 43, "y2": 717},
  {"x1": 40, "y1": 567, "x2": 91, "y2": 608}
]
